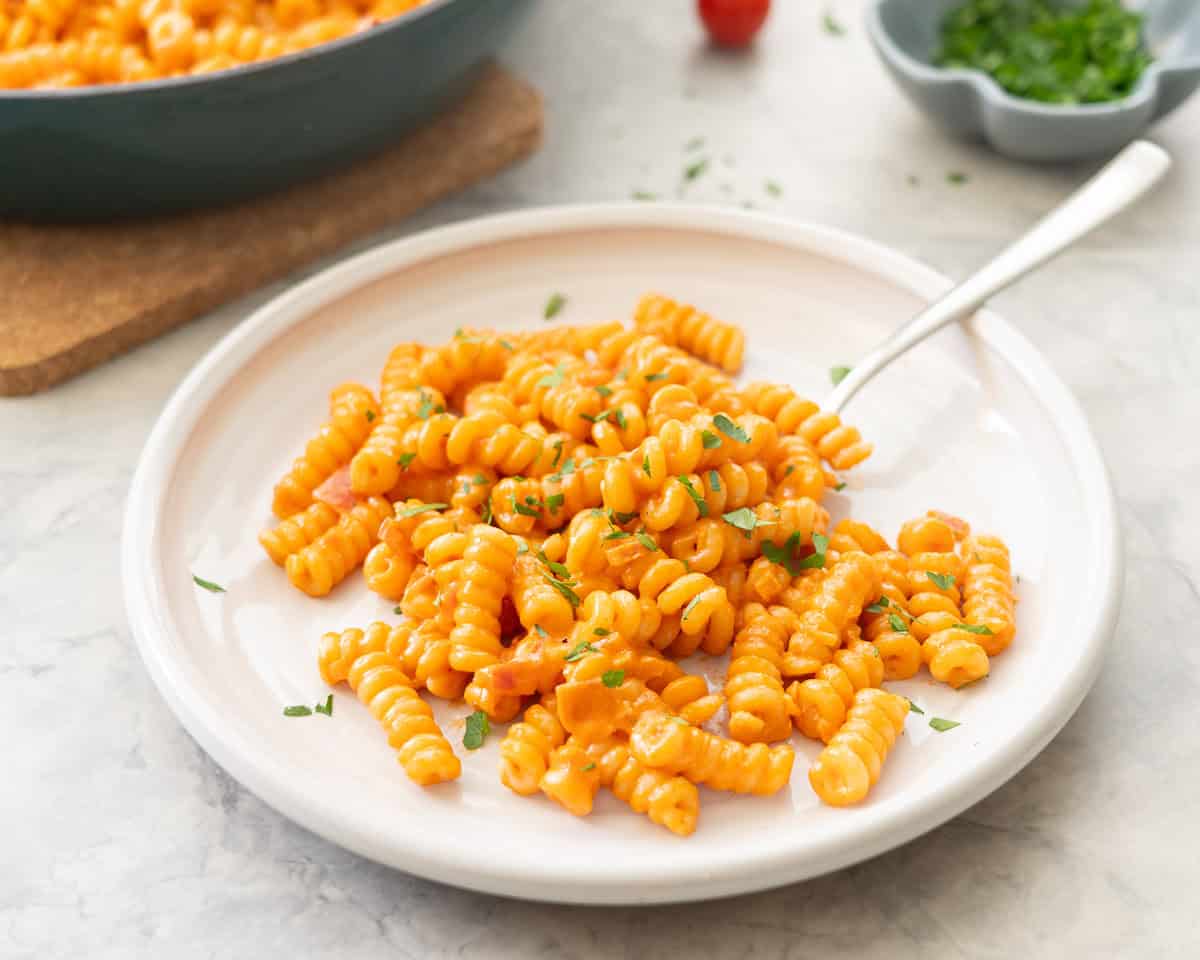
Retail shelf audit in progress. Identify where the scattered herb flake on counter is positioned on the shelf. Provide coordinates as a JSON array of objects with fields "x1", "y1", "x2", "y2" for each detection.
[
  {"x1": 935, "y1": 0, "x2": 1153, "y2": 105},
  {"x1": 947, "y1": 171, "x2": 969, "y2": 185},
  {"x1": 283, "y1": 705, "x2": 312, "y2": 717},
  {"x1": 192, "y1": 575, "x2": 225, "y2": 593},
  {"x1": 544, "y1": 292, "x2": 567, "y2": 320},
  {"x1": 684, "y1": 157, "x2": 709, "y2": 182},
  {"x1": 463, "y1": 710, "x2": 490, "y2": 749},
  {"x1": 685, "y1": 136, "x2": 706, "y2": 151},
  {"x1": 765, "y1": 180, "x2": 783, "y2": 197},
  {"x1": 830, "y1": 365, "x2": 852, "y2": 386},
  {"x1": 907, "y1": 174, "x2": 920, "y2": 187},
  {"x1": 632, "y1": 190, "x2": 659, "y2": 201},
  {"x1": 834, "y1": 482, "x2": 847, "y2": 492},
  {"x1": 929, "y1": 717, "x2": 960, "y2": 732},
  {"x1": 822, "y1": 11, "x2": 845, "y2": 36},
  {"x1": 314, "y1": 694, "x2": 333, "y2": 717}
]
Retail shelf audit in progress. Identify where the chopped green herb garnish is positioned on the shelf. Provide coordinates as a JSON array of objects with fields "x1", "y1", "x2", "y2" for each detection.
[
  {"x1": 642, "y1": 454, "x2": 652, "y2": 478},
  {"x1": 580, "y1": 410, "x2": 612, "y2": 424},
  {"x1": 797, "y1": 532, "x2": 830, "y2": 570},
  {"x1": 545, "y1": 493, "x2": 565, "y2": 514},
  {"x1": 397, "y1": 452, "x2": 417, "y2": 470},
  {"x1": 834, "y1": 482, "x2": 847, "y2": 492},
  {"x1": 481, "y1": 497, "x2": 493, "y2": 526},
  {"x1": 636, "y1": 531, "x2": 659, "y2": 552},
  {"x1": 684, "y1": 157, "x2": 709, "y2": 182},
  {"x1": 765, "y1": 179, "x2": 783, "y2": 197},
  {"x1": 681, "y1": 594, "x2": 704, "y2": 622},
  {"x1": 473, "y1": 473, "x2": 488, "y2": 486},
  {"x1": 463, "y1": 710, "x2": 490, "y2": 749},
  {"x1": 365, "y1": 409, "x2": 375, "y2": 422},
  {"x1": 947, "y1": 171, "x2": 969, "y2": 186},
  {"x1": 907, "y1": 174, "x2": 920, "y2": 188},
  {"x1": 603, "y1": 530, "x2": 632, "y2": 540},
  {"x1": 926, "y1": 571, "x2": 956, "y2": 591},
  {"x1": 822, "y1": 10, "x2": 845, "y2": 35},
  {"x1": 393, "y1": 605, "x2": 404, "y2": 615},
  {"x1": 595, "y1": 384, "x2": 613, "y2": 398},
  {"x1": 613, "y1": 510, "x2": 640, "y2": 524},
  {"x1": 906, "y1": 699, "x2": 925, "y2": 715},
  {"x1": 537, "y1": 549, "x2": 573, "y2": 581},
  {"x1": 192, "y1": 574, "x2": 225, "y2": 593},
  {"x1": 761, "y1": 532, "x2": 802, "y2": 574},
  {"x1": 956, "y1": 622, "x2": 995, "y2": 635},
  {"x1": 701, "y1": 430, "x2": 721, "y2": 449},
  {"x1": 564, "y1": 640, "x2": 597, "y2": 662},
  {"x1": 783, "y1": 465, "x2": 795, "y2": 478},
  {"x1": 416, "y1": 390, "x2": 433, "y2": 420},
  {"x1": 536, "y1": 365, "x2": 565, "y2": 389},
  {"x1": 283, "y1": 705, "x2": 312, "y2": 717},
  {"x1": 644, "y1": 372, "x2": 669, "y2": 382},
  {"x1": 602, "y1": 669, "x2": 625, "y2": 688},
  {"x1": 512, "y1": 497, "x2": 541, "y2": 518},
  {"x1": 830, "y1": 365, "x2": 852, "y2": 386},
  {"x1": 632, "y1": 190, "x2": 659, "y2": 202},
  {"x1": 712, "y1": 413, "x2": 749, "y2": 444},
  {"x1": 544, "y1": 576, "x2": 581, "y2": 609},
  {"x1": 935, "y1": 0, "x2": 1152, "y2": 105},
  {"x1": 534, "y1": 624, "x2": 549, "y2": 638},
  {"x1": 888, "y1": 613, "x2": 910, "y2": 634},
  {"x1": 314, "y1": 694, "x2": 333, "y2": 717},
  {"x1": 544, "y1": 293, "x2": 567, "y2": 320},
  {"x1": 499, "y1": 339, "x2": 515, "y2": 351},
  {"x1": 396, "y1": 502, "x2": 447, "y2": 518},
  {"x1": 929, "y1": 717, "x2": 960, "y2": 733},
  {"x1": 676, "y1": 475, "x2": 709, "y2": 517},
  {"x1": 865, "y1": 597, "x2": 890, "y2": 614},
  {"x1": 708, "y1": 469, "x2": 721, "y2": 492},
  {"x1": 685, "y1": 136, "x2": 706, "y2": 151},
  {"x1": 722, "y1": 507, "x2": 759, "y2": 535},
  {"x1": 592, "y1": 627, "x2": 611, "y2": 637},
  {"x1": 515, "y1": 539, "x2": 528, "y2": 555},
  {"x1": 613, "y1": 408, "x2": 627, "y2": 430},
  {"x1": 551, "y1": 439, "x2": 564, "y2": 469},
  {"x1": 582, "y1": 761, "x2": 597, "y2": 771}
]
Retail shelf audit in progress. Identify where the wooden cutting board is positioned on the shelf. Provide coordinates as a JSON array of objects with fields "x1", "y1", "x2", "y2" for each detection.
[{"x1": 0, "y1": 63, "x2": 542, "y2": 396}]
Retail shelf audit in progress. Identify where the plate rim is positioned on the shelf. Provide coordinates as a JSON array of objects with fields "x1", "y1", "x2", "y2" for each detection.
[{"x1": 122, "y1": 203, "x2": 1121, "y2": 904}]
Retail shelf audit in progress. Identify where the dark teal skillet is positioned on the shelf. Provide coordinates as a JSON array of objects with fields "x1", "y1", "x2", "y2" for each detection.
[{"x1": 0, "y1": 0, "x2": 531, "y2": 221}]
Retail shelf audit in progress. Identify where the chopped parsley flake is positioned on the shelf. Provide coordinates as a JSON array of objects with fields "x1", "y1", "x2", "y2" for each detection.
[
  {"x1": 192, "y1": 575, "x2": 225, "y2": 593},
  {"x1": 701, "y1": 430, "x2": 721, "y2": 449},
  {"x1": 929, "y1": 717, "x2": 960, "y2": 732},
  {"x1": 463, "y1": 710, "x2": 490, "y2": 749},
  {"x1": 544, "y1": 293, "x2": 567, "y2": 320},
  {"x1": 722, "y1": 507, "x2": 759, "y2": 535},
  {"x1": 926, "y1": 571, "x2": 956, "y2": 591},
  {"x1": 865, "y1": 597, "x2": 890, "y2": 614},
  {"x1": 888, "y1": 613, "x2": 910, "y2": 634},
  {"x1": 708, "y1": 469, "x2": 721, "y2": 492},
  {"x1": 396, "y1": 502, "x2": 447, "y2": 518},
  {"x1": 283, "y1": 705, "x2": 313, "y2": 717},
  {"x1": 544, "y1": 576, "x2": 581, "y2": 608},
  {"x1": 677, "y1": 475, "x2": 709, "y2": 517},
  {"x1": 397, "y1": 452, "x2": 417, "y2": 470},
  {"x1": 602, "y1": 669, "x2": 625, "y2": 688},
  {"x1": 712, "y1": 413, "x2": 749, "y2": 443},
  {"x1": 536, "y1": 365, "x2": 565, "y2": 389},
  {"x1": 822, "y1": 10, "x2": 845, "y2": 35},
  {"x1": 956, "y1": 622, "x2": 995, "y2": 635},
  {"x1": 595, "y1": 384, "x2": 613, "y2": 398},
  {"x1": 636, "y1": 531, "x2": 659, "y2": 552},
  {"x1": 314, "y1": 694, "x2": 333, "y2": 717},
  {"x1": 365, "y1": 409, "x2": 376, "y2": 422},
  {"x1": 906, "y1": 699, "x2": 925, "y2": 715},
  {"x1": 684, "y1": 157, "x2": 709, "y2": 182},
  {"x1": 830, "y1": 365, "x2": 852, "y2": 386},
  {"x1": 564, "y1": 640, "x2": 597, "y2": 662}
]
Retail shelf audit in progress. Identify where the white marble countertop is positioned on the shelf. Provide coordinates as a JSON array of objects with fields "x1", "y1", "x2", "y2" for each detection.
[{"x1": 6, "y1": 2, "x2": 1199, "y2": 956}]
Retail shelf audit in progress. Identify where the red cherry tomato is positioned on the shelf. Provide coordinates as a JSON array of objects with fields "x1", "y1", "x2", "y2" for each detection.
[{"x1": 698, "y1": 0, "x2": 770, "y2": 48}]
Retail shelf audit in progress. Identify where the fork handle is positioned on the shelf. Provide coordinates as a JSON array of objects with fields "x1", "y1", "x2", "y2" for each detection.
[{"x1": 826, "y1": 140, "x2": 1171, "y2": 415}]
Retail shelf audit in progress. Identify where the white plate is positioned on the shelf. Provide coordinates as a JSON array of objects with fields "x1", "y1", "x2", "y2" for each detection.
[{"x1": 123, "y1": 205, "x2": 1119, "y2": 904}]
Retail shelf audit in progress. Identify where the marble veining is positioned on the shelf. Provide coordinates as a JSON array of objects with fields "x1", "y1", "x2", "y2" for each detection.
[{"x1": 4, "y1": 1, "x2": 1199, "y2": 956}]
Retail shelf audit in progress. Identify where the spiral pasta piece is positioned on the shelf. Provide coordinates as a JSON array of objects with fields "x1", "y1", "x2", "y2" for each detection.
[
  {"x1": 285, "y1": 496, "x2": 390, "y2": 597},
  {"x1": 898, "y1": 515, "x2": 966, "y2": 642},
  {"x1": 923, "y1": 627, "x2": 990, "y2": 688},
  {"x1": 362, "y1": 541, "x2": 417, "y2": 601},
  {"x1": 808, "y1": 688, "x2": 909, "y2": 807},
  {"x1": 725, "y1": 605, "x2": 793, "y2": 743},
  {"x1": 787, "y1": 640, "x2": 886, "y2": 743},
  {"x1": 630, "y1": 711, "x2": 794, "y2": 796},
  {"x1": 500, "y1": 701, "x2": 566, "y2": 796},
  {"x1": 586, "y1": 737, "x2": 701, "y2": 836},
  {"x1": 346, "y1": 649, "x2": 461, "y2": 786},
  {"x1": 271, "y1": 383, "x2": 379, "y2": 519},
  {"x1": 741, "y1": 381, "x2": 872, "y2": 471},
  {"x1": 782, "y1": 550, "x2": 880, "y2": 675},
  {"x1": 258, "y1": 501, "x2": 339, "y2": 565},
  {"x1": 634, "y1": 293, "x2": 745, "y2": 373},
  {"x1": 961, "y1": 534, "x2": 1016, "y2": 655},
  {"x1": 448, "y1": 525, "x2": 519, "y2": 673}
]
